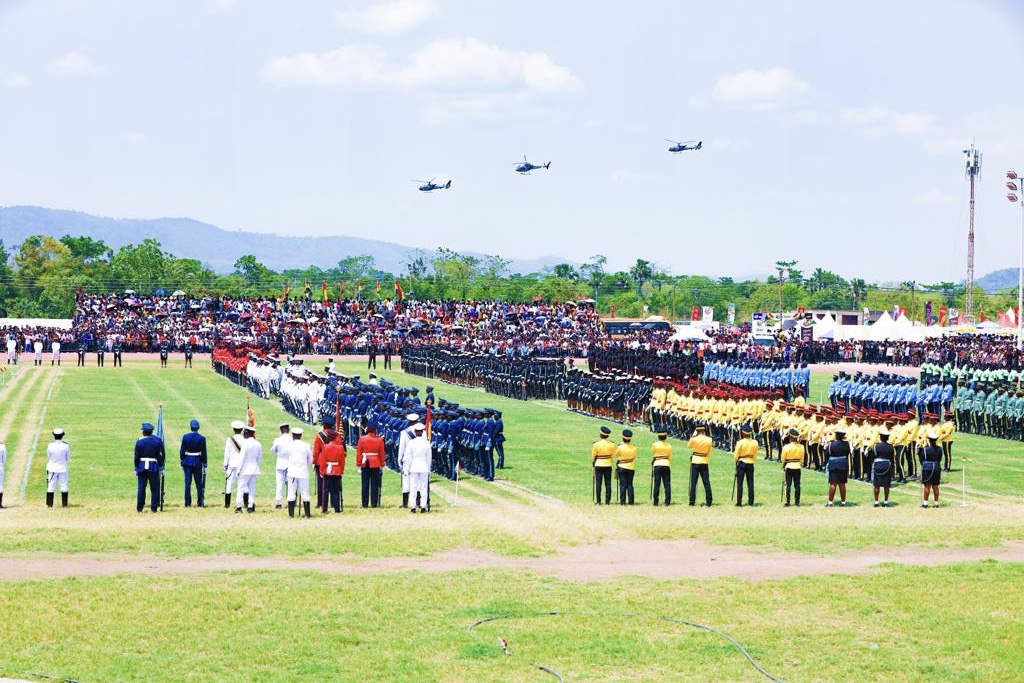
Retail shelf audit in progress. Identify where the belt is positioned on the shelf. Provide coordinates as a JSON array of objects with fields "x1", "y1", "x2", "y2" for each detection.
[
  {"x1": 184, "y1": 452, "x2": 202, "y2": 456},
  {"x1": 141, "y1": 458, "x2": 157, "y2": 463}
]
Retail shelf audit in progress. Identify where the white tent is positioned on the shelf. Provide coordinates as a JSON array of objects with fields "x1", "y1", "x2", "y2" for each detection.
[
  {"x1": 812, "y1": 314, "x2": 836, "y2": 341},
  {"x1": 869, "y1": 311, "x2": 896, "y2": 341},
  {"x1": 891, "y1": 313, "x2": 924, "y2": 342},
  {"x1": 670, "y1": 325, "x2": 710, "y2": 342}
]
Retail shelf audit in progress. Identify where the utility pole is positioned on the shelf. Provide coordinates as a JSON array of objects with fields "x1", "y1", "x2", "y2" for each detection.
[{"x1": 964, "y1": 143, "x2": 982, "y2": 320}]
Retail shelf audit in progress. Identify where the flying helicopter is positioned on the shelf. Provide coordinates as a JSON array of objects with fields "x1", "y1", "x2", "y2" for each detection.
[
  {"x1": 514, "y1": 156, "x2": 551, "y2": 175},
  {"x1": 413, "y1": 178, "x2": 452, "y2": 192},
  {"x1": 665, "y1": 139, "x2": 702, "y2": 153}
]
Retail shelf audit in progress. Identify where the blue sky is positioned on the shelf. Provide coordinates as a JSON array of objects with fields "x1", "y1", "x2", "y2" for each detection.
[{"x1": 1, "y1": 0, "x2": 1022, "y2": 283}]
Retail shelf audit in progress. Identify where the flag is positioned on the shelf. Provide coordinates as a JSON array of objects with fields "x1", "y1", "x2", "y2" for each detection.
[
  {"x1": 691, "y1": 306, "x2": 700, "y2": 322},
  {"x1": 962, "y1": 456, "x2": 973, "y2": 463},
  {"x1": 395, "y1": 280, "x2": 405, "y2": 301},
  {"x1": 283, "y1": 281, "x2": 290, "y2": 300},
  {"x1": 939, "y1": 306, "x2": 948, "y2": 326},
  {"x1": 156, "y1": 405, "x2": 164, "y2": 444},
  {"x1": 322, "y1": 282, "x2": 328, "y2": 303},
  {"x1": 899, "y1": 306, "x2": 908, "y2": 318},
  {"x1": 246, "y1": 392, "x2": 254, "y2": 428},
  {"x1": 609, "y1": 304, "x2": 615, "y2": 318},
  {"x1": 376, "y1": 279, "x2": 381, "y2": 296},
  {"x1": 338, "y1": 282, "x2": 344, "y2": 300},
  {"x1": 979, "y1": 306, "x2": 986, "y2": 323},
  {"x1": 426, "y1": 404, "x2": 432, "y2": 440}
]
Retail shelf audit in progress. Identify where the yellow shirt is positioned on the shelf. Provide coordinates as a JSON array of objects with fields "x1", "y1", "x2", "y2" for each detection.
[
  {"x1": 615, "y1": 442, "x2": 637, "y2": 470},
  {"x1": 780, "y1": 442, "x2": 804, "y2": 469},
  {"x1": 688, "y1": 434, "x2": 713, "y2": 465},
  {"x1": 733, "y1": 437, "x2": 759, "y2": 464},
  {"x1": 651, "y1": 440, "x2": 672, "y2": 467},
  {"x1": 939, "y1": 420, "x2": 955, "y2": 444},
  {"x1": 592, "y1": 438, "x2": 615, "y2": 468},
  {"x1": 793, "y1": 396, "x2": 806, "y2": 408}
]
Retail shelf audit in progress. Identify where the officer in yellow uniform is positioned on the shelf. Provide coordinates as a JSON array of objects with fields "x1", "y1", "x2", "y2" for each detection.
[
  {"x1": 591, "y1": 426, "x2": 615, "y2": 505},
  {"x1": 733, "y1": 424, "x2": 758, "y2": 507},
  {"x1": 651, "y1": 430, "x2": 672, "y2": 506},
  {"x1": 615, "y1": 429, "x2": 637, "y2": 505},
  {"x1": 780, "y1": 427, "x2": 803, "y2": 506},
  {"x1": 687, "y1": 425, "x2": 714, "y2": 507},
  {"x1": 939, "y1": 414, "x2": 956, "y2": 472}
]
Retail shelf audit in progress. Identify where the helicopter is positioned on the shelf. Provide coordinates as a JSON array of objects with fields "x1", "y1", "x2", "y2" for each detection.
[
  {"x1": 514, "y1": 156, "x2": 551, "y2": 175},
  {"x1": 413, "y1": 178, "x2": 452, "y2": 192},
  {"x1": 665, "y1": 139, "x2": 702, "y2": 153}
]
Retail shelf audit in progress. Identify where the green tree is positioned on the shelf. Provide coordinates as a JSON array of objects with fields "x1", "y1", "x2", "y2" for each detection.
[
  {"x1": 234, "y1": 254, "x2": 275, "y2": 289},
  {"x1": 553, "y1": 263, "x2": 578, "y2": 281},
  {"x1": 629, "y1": 259, "x2": 654, "y2": 298},
  {"x1": 109, "y1": 239, "x2": 169, "y2": 293},
  {"x1": 59, "y1": 235, "x2": 112, "y2": 265}
]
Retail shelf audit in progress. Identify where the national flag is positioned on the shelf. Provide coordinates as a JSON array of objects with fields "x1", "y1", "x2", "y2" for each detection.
[
  {"x1": 426, "y1": 404, "x2": 432, "y2": 440},
  {"x1": 322, "y1": 282, "x2": 328, "y2": 303},
  {"x1": 283, "y1": 281, "x2": 290, "y2": 300},
  {"x1": 395, "y1": 280, "x2": 405, "y2": 301},
  {"x1": 962, "y1": 456, "x2": 973, "y2": 463},
  {"x1": 156, "y1": 405, "x2": 164, "y2": 444},
  {"x1": 246, "y1": 391, "x2": 254, "y2": 428}
]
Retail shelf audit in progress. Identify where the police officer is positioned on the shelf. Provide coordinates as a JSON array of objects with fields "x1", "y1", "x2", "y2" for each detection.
[
  {"x1": 319, "y1": 431, "x2": 346, "y2": 514},
  {"x1": 920, "y1": 430, "x2": 943, "y2": 507},
  {"x1": 615, "y1": 429, "x2": 637, "y2": 505},
  {"x1": 286, "y1": 427, "x2": 313, "y2": 518},
  {"x1": 733, "y1": 424, "x2": 758, "y2": 507},
  {"x1": 780, "y1": 428, "x2": 803, "y2": 506},
  {"x1": 159, "y1": 344, "x2": 169, "y2": 369},
  {"x1": 76, "y1": 340, "x2": 86, "y2": 367},
  {"x1": 651, "y1": 430, "x2": 672, "y2": 506},
  {"x1": 272, "y1": 423, "x2": 291, "y2": 509},
  {"x1": 179, "y1": 419, "x2": 207, "y2": 507},
  {"x1": 871, "y1": 428, "x2": 895, "y2": 507},
  {"x1": 826, "y1": 427, "x2": 851, "y2": 507},
  {"x1": 46, "y1": 428, "x2": 71, "y2": 508},
  {"x1": 236, "y1": 425, "x2": 262, "y2": 513},
  {"x1": 223, "y1": 420, "x2": 245, "y2": 508},
  {"x1": 591, "y1": 426, "x2": 614, "y2": 505},
  {"x1": 135, "y1": 422, "x2": 165, "y2": 513},
  {"x1": 112, "y1": 338, "x2": 123, "y2": 367},
  {"x1": 687, "y1": 425, "x2": 713, "y2": 507}
]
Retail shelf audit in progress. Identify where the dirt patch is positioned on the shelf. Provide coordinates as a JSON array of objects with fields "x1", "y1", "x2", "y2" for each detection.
[{"x1": 2, "y1": 539, "x2": 1022, "y2": 583}]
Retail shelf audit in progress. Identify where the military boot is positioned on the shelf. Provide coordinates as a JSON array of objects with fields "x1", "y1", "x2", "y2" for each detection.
[
  {"x1": 0, "y1": 492, "x2": 4, "y2": 508},
  {"x1": 303, "y1": 501, "x2": 311, "y2": 518},
  {"x1": 242, "y1": 492, "x2": 249, "y2": 509},
  {"x1": 288, "y1": 501, "x2": 295, "y2": 517},
  {"x1": 61, "y1": 492, "x2": 68, "y2": 508},
  {"x1": 224, "y1": 493, "x2": 231, "y2": 508},
  {"x1": 401, "y1": 492, "x2": 409, "y2": 508},
  {"x1": 46, "y1": 492, "x2": 54, "y2": 507}
]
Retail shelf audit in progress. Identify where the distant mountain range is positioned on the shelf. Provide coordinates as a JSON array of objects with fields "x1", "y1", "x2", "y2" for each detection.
[
  {"x1": 0, "y1": 206, "x2": 570, "y2": 275},
  {"x1": 975, "y1": 268, "x2": 1022, "y2": 294}
]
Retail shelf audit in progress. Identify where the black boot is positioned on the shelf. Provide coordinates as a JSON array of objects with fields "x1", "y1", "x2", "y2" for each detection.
[
  {"x1": 242, "y1": 492, "x2": 249, "y2": 509},
  {"x1": 0, "y1": 492, "x2": 4, "y2": 508},
  {"x1": 288, "y1": 501, "x2": 295, "y2": 517},
  {"x1": 46, "y1": 492, "x2": 54, "y2": 507},
  {"x1": 61, "y1": 492, "x2": 68, "y2": 508},
  {"x1": 401, "y1": 492, "x2": 409, "y2": 508},
  {"x1": 303, "y1": 501, "x2": 311, "y2": 518},
  {"x1": 224, "y1": 493, "x2": 231, "y2": 508},
  {"x1": 247, "y1": 505, "x2": 254, "y2": 513}
]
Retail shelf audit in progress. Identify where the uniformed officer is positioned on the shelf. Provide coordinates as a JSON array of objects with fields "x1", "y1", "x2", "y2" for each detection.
[
  {"x1": 223, "y1": 420, "x2": 245, "y2": 508},
  {"x1": 159, "y1": 344, "x2": 169, "y2": 369},
  {"x1": 615, "y1": 429, "x2": 637, "y2": 505},
  {"x1": 404, "y1": 423, "x2": 432, "y2": 513},
  {"x1": 236, "y1": 425, "x2": 262, "y2": 513},
  {"x1": 493, "y1": 410, "x2": 506, "y2": 469},
  {"x1": 356, "y1": 421, "x2": 385, "y2": 508},
  {"x1": 75, "y1": 340, "x2": 86, "y2": 367},
  {"x1": 319, "y1": 431, "x2": 346, "y2": 513},
  {"x1": 179, "y1": 419, "x2": 207, "y2": 507},
  {"x1": 184, "y1": 344, "x2": 194, "y2": 369},
  {"x1": 733, "y1": 424, "x2": 758, "y2": 507},
  {"x1": 825, "y1": 427, "x2": 851, "y2": 506},
  {"x1": 312, "y1": 416, "x2": 338, "y2": 509},
  {"x1": 396, "y1": 412, "x2": 418, "y2": 508},
  {"x1": 46, "y1": 428, "x2": 71, "y2": 508},
  {"x1": 919, "y1": 430, "x2": 943, "y2": 507},
  {"x1": 687, "y1": 425, "x2": 713, "y2": 507},
  {"x1": 871, "y1": 428, "x2": 895, "y2": 507},
  {"x1": 272, "y1": 423, "x2": 291, "y2": 509},
  {"x1": 591, "y1": 426, "x2": 615, "y2": 505},
  {"x1": 780, "y1": 428, "x2": 803, "y2": 506},
  {"x1": 286, "y1": 427, "x2": 313, "y2": 518},
  {"x1": 135, "y1": 422, "x2": 165, "y2": 513},
  {"x1": 112, "y1": 339, "x2": 123, "y2": 367},
  {"x1": 51, "y1": 338, "x2": 61, "y2": 366},
  {"x1": 651, "y1": 430, "x2": 672, "y2": 506}
]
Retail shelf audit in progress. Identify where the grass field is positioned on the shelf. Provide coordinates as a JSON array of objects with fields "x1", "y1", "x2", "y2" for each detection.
[{"x1": 1, "y1": 358, "x2": 1022, "y2": 682}]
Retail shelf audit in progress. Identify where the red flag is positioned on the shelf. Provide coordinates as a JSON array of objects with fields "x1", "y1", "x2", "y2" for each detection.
[
  {"x1": 322, "y1": 282, "x2": 328, "y2": 303},
  {"x1": 898, "y1": 306, "x2": 908, "y2": 318},
  {"x1": 246, "y1": 391, "x2": 255, "y2": 428},
  {"x1": 283, "y1": 281, "x2": 290, "y2": 299},
  {"x1": 395, "y1": 280, "x2": 405, "y2": 301},
  {"x1": 426, "y1": 404, "x2": 432, "y2": 439},
  {"x1": 979, "y1": 306, "x2": 986, "y2": 322},
  {"x1": 939, "y1": 306, "x2": 949, "y2": 326}
]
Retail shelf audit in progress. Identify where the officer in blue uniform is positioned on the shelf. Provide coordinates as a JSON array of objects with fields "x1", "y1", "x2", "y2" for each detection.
[
  {"x1": 493, "y1": 410, "x2": 506, "y2": 469},
  {"x1": 135, "y1": 422, "x2": 166, "y2": 513},
  {"x1": 179, "y1": 418, "x2": 207, "y2": 507}
]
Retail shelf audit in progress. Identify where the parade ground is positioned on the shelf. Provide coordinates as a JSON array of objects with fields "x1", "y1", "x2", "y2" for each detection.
[{"x1": 1, "y1": 358, "x2": 1023, "y2": 682}]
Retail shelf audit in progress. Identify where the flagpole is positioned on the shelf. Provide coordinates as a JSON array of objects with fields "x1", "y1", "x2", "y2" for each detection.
[{"x1": 454, "y1": 465, "x2": 459, "y2": 507}]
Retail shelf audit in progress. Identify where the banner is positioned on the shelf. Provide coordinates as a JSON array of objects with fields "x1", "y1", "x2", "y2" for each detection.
[
  {"x1": 979, "y1": 306, "x2": 986, "y2": 323},
  {"x1": 939, "y1": 305, "x2": 948, "y2": 326},
  {"x1": 691, "y1": 306, "x2": 700, "y2": 322},
  {"x1": 898, "y1": 306, "x2": 907, "y2": 318},
  {"x1": 727, "y1": 303, "x2": 736, "y2": 326},
  {"x1": 395, "y1": 280, "x2": 405, "y2": 301},
  {"x1": 751, "y1": 312, "x2": 769, "y2": 337},
  {"x1": 701, "y1": 306, "x2": 714, "y2": 324}
]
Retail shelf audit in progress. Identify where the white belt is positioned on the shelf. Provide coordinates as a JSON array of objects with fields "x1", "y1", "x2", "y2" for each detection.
[
  {"x1": 184, "y1": 452, "x2": 202, "y2": 456},
  {"x1": 141, "y1": 458, "x2": 157, "y2": 463}
]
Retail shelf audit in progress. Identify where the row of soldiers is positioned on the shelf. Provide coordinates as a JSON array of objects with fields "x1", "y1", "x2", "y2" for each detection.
[
  {"x1": 702, "y1": 360, "x2": 811, "y2": 401},
  {"x1": 401, "y1": 344, "x2": 564, "y2": 400},
  {"x1": 828, "y1": 371, "x2": 948, "y2": 415},
  {"x1": 953, "y1": 383, "x2": 1024, "y2": 441},
  {"x1": 564, "y1": 368, "x2": 653, "y2": 424},
  {"x1": 586, "y1": 346, "x2": 704, "y2": 383}
]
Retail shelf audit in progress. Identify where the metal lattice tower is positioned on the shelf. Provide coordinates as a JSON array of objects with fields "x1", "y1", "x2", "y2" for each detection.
[{"x1": 964, "y1": 142, "x2": 982, "y2": 320}]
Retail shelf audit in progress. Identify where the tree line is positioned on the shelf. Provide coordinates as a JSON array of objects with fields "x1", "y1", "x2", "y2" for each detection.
[{"x1": 0, "y1": 235, "x2": 1017, "y2": 324}]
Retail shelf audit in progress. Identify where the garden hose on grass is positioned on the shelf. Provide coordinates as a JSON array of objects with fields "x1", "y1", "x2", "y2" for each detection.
[{"x1": 468, "y1": 611, "x2": 788, "y2": 683}]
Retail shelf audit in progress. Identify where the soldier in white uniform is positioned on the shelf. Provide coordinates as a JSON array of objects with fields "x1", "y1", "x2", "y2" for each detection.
[
  {"x1": 46, "y1": 428, "x2": 71, "y2": 507},
  {"x1": 0, "y1": 438, "x2": 6, "y2": 508},
  {"x1": 396, "y1": 412, "x2": 418, "y2": 508},
  {"x1": 33, "y1": 338, "x2": 44, "y2": 366},
  {"x1": 223, "y1": 420, "x2": 245, "y2": 508},
  {"x1": 51, "y1": 339, "x2": 61, "y2": 366},
  {"x1": 286, "y1": 427, "x2": 313, "y2": 518},
  {"x1": 403, "y1": 423, "x2": 432, "y2": 513},
  {"x1": 5, "y1": 335, "x2": 16, "y2": 364},
  {"x1": 236, "y1": 425, "x2": 262, "y2": 513},
  {"x1": 271, "y1": 422, "x2": 291, "y2": 509}
]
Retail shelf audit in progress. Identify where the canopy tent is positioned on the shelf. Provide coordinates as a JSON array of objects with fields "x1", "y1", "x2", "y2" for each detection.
[
  {"x1": 669, "y1": 325, "x2": 710, "y2": 342},
  {"x1": 868, "y1": 311, "x2": 895, "y2": 341},
  {"x1": 812, "y1": 314, "x2": 836, "y2": 341}
]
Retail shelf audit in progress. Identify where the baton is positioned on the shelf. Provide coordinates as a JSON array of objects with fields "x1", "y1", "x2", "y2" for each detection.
[{"x1": 730, "y1": 463, "x2": 737, "y2": 503}]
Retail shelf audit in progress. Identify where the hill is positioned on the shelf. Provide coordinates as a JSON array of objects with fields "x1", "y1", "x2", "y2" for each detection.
[
  {"x1": 976, "y1": 267, "x2": 1022, "y2": 293},
  {"x1": 0, "y1": 205, "x2": 569, "y2": 275}
]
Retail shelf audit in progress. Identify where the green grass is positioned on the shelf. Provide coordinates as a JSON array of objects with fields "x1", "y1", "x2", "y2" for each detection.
[{"x1": 0, "y1": 562, "x2": 1022, "y2": 682}]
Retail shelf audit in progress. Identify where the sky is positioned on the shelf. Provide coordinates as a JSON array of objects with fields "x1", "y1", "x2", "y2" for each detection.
[{"x1": 1, "y1": 0, "x2": 1023, "y2": 283}]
